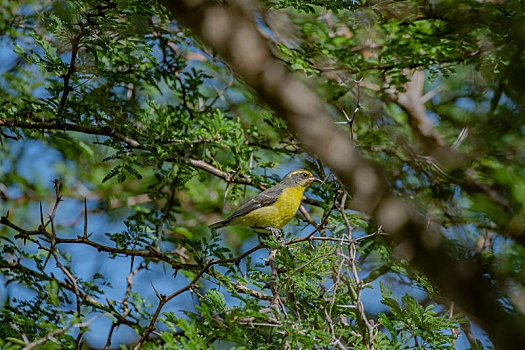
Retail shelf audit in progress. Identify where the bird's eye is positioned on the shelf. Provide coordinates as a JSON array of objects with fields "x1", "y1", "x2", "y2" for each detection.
[{"x1": 303, "y1": 172, "x2": 308, "y2": 178}]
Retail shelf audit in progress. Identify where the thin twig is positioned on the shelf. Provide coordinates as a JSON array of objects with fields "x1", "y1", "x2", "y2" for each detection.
[
  {"x1": 42, "y1": 178, "x2": 62, "y2": 270},
  {"x1": 22, "y1": 317, "x2": 98, "y2": 350}
]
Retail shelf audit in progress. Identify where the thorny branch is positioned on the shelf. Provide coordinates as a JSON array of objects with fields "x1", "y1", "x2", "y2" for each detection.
[
  {"x1": 0, "y1": 213, "x2": 199, "y2": 270},
  {"x1": 132, "y1": 243, "x2": 266, "y2": 348}
]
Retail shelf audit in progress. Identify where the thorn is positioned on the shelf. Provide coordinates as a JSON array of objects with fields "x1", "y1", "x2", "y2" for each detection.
[
  {"x1": 42, "y1": 251, "x2": 51, "y2": 271},
  {"x1": 151, "y1": 282, "x2": 162, "y2": 300},
  {"x1": 342, "y1": 109, "x2": 352, "y2": 122},
  {"x1": 53, "y1": 177, "x2": 63, "y2": 198},
  {"x1": 41, "y1": 111, "x2": 45, "y2": 140},
  {"x1": 40, "y1": 202, "x2": 44, "y2": 227},
  {"x1": 83, "y1": 198, "x2": 88, "y2": 238}
]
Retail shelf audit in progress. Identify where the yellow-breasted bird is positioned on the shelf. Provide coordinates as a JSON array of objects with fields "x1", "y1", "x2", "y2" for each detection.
[{"x1": 209, "y1": 169, "x2": 322, "y2": 236}]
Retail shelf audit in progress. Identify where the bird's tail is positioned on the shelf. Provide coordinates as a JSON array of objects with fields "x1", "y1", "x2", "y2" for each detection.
[{"x1": 209, "y1": 220, "x2": 228, "y2": 230}]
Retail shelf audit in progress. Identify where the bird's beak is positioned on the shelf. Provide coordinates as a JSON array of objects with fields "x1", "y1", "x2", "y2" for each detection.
[{"x1": 309, "y1": 177, "x2": 324, "y2": 184}]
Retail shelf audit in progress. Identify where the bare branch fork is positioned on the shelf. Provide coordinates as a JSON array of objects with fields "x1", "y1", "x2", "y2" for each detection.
[{"x1": 335, "y1": 78, "x2": 363, "y2": 142}]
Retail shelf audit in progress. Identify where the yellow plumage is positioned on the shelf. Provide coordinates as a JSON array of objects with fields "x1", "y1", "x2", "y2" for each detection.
[{"x1": 229, "y1": 186, "x2": 305, "y2": 229}]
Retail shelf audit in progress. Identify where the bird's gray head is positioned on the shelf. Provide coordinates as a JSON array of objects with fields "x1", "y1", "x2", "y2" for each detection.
[{"x1": 281, "y1": 169, "x2": 323, "y2": 188}]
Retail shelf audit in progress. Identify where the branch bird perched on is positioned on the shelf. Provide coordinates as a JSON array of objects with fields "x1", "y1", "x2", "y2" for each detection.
[{"x1": 209, "y1": 169, "x2": 323, "y2": 238}]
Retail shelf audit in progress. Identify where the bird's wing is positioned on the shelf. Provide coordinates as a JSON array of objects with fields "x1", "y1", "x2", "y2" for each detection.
[{"x1": 225, "y1": 185, "x2": 284, "y2": 221}]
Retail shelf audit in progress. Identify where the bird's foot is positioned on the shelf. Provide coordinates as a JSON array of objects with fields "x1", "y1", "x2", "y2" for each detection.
[
  {"x1": 268, "y1": 227, "x2": 284, "y2": 243},
  {"x1": 252, "y1": 227, "x2": 284, "y2": 244}
]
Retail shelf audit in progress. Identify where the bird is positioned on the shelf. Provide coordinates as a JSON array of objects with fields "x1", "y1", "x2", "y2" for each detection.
[{"x1": 209, "y1": 169, "x2": 323, "y2": 238}]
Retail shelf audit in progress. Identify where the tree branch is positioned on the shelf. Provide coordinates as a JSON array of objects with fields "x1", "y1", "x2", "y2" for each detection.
[{"x1": 0, "y1": 119, "x2": 141, "y2": 147}]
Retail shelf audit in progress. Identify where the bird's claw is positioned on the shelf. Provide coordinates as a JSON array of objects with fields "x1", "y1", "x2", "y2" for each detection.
[
  {"x1": 252, "y1": 226, "x2": 284, "y2": 244},
  {"x1": 269, "y1": 228, "x2": 284, "y2": 242}
]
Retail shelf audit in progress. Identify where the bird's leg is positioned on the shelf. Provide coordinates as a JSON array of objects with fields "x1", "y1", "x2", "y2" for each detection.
[
  {"x1": 269, "y1": 228, "x2": 283, "y2": 243},
  {"x1": 252, "y1": 226, "x2": 284, "y2": 244}
]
